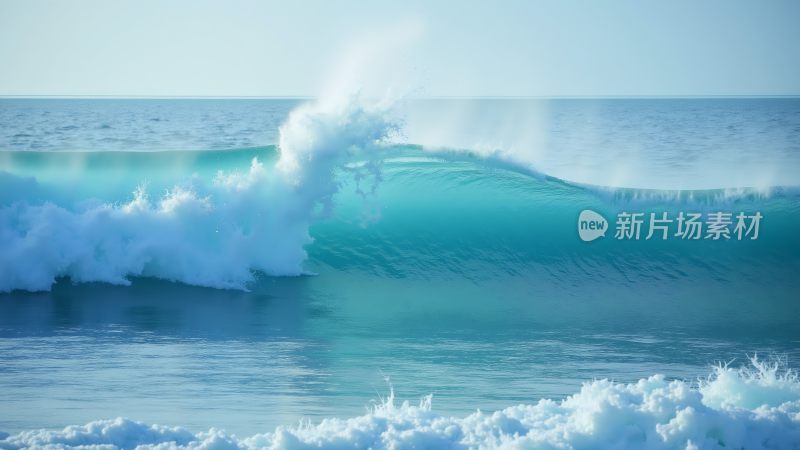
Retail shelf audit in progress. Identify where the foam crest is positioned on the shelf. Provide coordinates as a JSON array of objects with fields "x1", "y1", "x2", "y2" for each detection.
[
  {"x1": 700, "y1": 355, "x2": 800, "y2": 410},
  {"x1": 2, "y1": 359, "x2": 798, "y2": 449},
  {"x1": 277, "y1": 97, "x2": 398, "y2": 212},
  {"x1": 0, "y1": 97, "x2": 398, "y2": 292}
]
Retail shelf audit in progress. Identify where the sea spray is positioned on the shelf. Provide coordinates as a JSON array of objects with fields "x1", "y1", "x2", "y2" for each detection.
[
  {"x1": 0, "y1": 96, "x2": 399, "y2": 292},
  {"x1": 276, "y1": 95, "x2": 400, "y2": 215},
  {"x1": 1, "y1": 357, "x2": 798, "y2": 449}
]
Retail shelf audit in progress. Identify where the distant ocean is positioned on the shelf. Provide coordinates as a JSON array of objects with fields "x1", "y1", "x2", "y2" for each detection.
[{"x1": 1, "y1": 98, "x2": 799, "y2": 449}]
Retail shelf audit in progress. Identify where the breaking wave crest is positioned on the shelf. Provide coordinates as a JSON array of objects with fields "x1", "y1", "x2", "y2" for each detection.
[
  {"x1": 0, "y1": 97, "x2": 397, "y2": 292},
  {"x1": 2, "y1": 357, "x2": 798, "y2": 449}
]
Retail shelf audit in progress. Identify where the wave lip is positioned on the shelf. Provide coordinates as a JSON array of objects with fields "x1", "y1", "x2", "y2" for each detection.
[{"x1": 2, "y1": 357, "x2": 798, "y2": 449}]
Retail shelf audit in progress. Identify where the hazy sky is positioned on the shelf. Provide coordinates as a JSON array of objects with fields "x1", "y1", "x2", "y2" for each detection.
[{"x1": 1, "y1": 0, "x2": 798, "y2": 97}]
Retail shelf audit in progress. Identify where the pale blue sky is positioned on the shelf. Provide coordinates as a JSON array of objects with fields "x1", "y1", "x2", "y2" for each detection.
[{"x1": 0, "y1": 0, "x2": 798, "y2": 97}]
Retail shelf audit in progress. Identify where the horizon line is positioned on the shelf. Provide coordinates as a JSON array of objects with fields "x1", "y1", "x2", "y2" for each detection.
[{"x1": 1, "y1": 94, "x2": 800, "y2": 100}]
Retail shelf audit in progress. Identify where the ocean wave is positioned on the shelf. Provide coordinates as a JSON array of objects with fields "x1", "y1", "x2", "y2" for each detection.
[
  {"x1": 2, "y1": 357, "x2": 798, "y2": 449},
  {"x1": 1, "y1": 96, "x2": 799, "y2": 293}
]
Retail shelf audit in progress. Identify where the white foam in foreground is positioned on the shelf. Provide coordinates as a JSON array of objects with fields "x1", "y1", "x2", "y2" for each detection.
[{"x1": 2, "y1": 357, "x2": 798, "y2": 449}]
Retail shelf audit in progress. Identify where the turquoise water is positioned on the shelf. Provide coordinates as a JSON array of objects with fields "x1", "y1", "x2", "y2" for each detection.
[{"x1": 1, "y1": 99, "x2": 799, "y2": 448}]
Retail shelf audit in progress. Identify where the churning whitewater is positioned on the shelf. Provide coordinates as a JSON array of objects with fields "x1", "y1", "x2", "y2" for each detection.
[
  {"x1": 1, "y1": 357, "x2": 799, "y2": 449},
  {"x1": 0, "y1": 97, "x2": 397, "y2": 292}
]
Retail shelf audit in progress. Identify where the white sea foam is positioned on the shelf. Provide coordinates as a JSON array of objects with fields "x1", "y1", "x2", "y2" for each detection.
[
  {"x1": 1, "y1": 357, "x2": 798, "y2": 449},
  {"x1": 0, "y1": 96, "x2": 397, "y2": 292}
]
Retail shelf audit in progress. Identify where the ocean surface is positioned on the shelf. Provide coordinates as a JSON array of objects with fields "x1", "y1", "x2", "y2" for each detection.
[{"x1": 1, "y1": 98, "x2": 799, "y2": 449}]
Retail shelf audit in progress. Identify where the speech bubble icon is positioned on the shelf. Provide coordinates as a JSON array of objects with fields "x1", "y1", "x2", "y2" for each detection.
[{"x1": 578, "y1": 210, "x2": 608, "y2": 242}]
